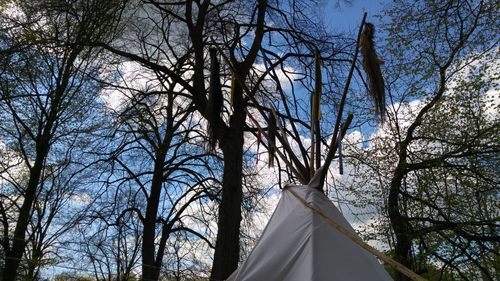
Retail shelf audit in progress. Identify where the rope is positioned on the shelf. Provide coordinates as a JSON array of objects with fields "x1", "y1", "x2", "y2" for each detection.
[{"x1": 285, "y1": 187, "x2": 427, "y2": 281}]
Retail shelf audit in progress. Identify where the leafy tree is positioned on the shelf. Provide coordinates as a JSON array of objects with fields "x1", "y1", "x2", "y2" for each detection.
[
  {"x1": 53, "y1": 272, "x2": 95, "y2": 281},
  {"x1": 336, "y1": 1, "x2": 499, "y2": 280}
]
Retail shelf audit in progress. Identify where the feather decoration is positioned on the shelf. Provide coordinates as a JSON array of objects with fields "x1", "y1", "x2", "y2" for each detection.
[
  {"x1": 268, "y1": 108, "x2": 277, "y2": 167},
  {"x1": 207, "y1": 48, "x2": 223, "y2": 151},
  {"x1": 360, "y1": 22, "x2": 386, "y2": 121}
]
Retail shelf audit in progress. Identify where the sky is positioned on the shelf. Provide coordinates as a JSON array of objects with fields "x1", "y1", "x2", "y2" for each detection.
[{"x1": 322, "y1": 0, "x2": 386, "y2": 32}]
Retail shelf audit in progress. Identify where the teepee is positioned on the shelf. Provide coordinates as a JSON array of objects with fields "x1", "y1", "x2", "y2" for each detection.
[
  {"x1": 226, "y1": 170, "x2": 393, "y2": 281},
  {"x1": 215, "y1": 12, "x2": 425, "y2": 281}
]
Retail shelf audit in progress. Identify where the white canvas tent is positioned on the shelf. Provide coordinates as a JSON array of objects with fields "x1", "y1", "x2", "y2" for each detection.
[{"x1": 227, "y1": 172, "x2": 393, "y2": 281}]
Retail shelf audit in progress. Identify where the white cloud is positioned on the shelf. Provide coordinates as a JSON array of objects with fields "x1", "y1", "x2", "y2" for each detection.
[{"x1": 253, "y1": 63, "x2": 300, "y2": 90}]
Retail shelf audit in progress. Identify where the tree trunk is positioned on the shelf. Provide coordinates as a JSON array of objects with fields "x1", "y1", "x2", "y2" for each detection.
[
  {"x1": 210, "y1": 114, "x2": 245, "y2": 281},
  {"x1": 206, "y1": 2, "x2": 265, "y2": 278},
  {"x1": 26, "y1": 247, "x2": 42, "y2": 281},
  {"x1": 142, "y1": 149, "x2": 167, "y2": 281},
  {"x1": 388, "y1": 154, "x2": 412, "y2": 281},
  {"x1": 3, "y1": 139, "x2": 49, "y2": 281}
]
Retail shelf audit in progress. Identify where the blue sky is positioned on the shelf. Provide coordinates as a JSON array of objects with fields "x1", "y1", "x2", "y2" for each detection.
[{"x1": 322, "y1": 0, "x2": 386, "y2": 31}]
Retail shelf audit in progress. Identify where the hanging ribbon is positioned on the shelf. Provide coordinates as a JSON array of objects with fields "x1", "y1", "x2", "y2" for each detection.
[
  {"x1": 256, "y1": 128, "x2": 262, "y2": 165},
  {"x1": 230, "y1": 71, "x2": 236, "y2": 106},
  {"x1": 207, "y1": 48, "x2": 223, "y2": 151},
  {"x1": 338, "y1": 124, "x2": 344, "y2": 175},
  {"x1": 268, "y1": 108, "x2": 277, "y2": 167}
]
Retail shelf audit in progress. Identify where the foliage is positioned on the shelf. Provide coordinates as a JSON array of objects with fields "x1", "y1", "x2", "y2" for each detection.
[{"x1": 336, "y1": 1, "x2": 499, "y2": 280}]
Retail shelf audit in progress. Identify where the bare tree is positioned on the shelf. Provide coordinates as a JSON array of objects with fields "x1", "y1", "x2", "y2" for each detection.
[
  {"x1": 90, "y1": 1, "x2": 267, "y2": 279},
  {"x1": 79, "y1": 58, "x2": 219, "y2": 280},
  {"x1": 92, "y1": 1, "x2": 355, "y2": 279},
  {"x1": 0, "y1": 0, "x2": 125, "y2": 279}
]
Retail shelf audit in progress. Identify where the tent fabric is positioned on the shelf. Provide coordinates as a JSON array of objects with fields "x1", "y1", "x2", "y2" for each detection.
[{"x1": 227, "y1": 180, "x2": 392, "y2": 280}]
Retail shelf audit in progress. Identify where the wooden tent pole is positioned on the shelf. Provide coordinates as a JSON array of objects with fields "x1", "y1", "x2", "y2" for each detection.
[
  {"x1": 246, "y1": 111, "x2": 308, "y2": 184},
  {"x1": 314, "y1": 49, "x2": 322, "y2": 171},
  {"x1": 319, "y1": 12, "x2": 367, "y2": 190}
]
